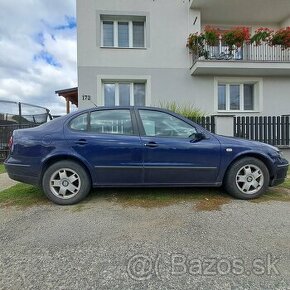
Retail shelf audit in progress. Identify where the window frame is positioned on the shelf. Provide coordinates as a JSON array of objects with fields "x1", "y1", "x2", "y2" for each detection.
[
  {"x1": 101, "y1": 19, "x2": 146, "y2": 49},
  {"x1": 68, "y1": 113, "x2": 89, "y2": 132},
  {"x1": 136, "y1": 109, "x2": 198, "y2": 139},
  {"x1": 102, "y1": 20, "x2": 114, "y2": 47},
  {"x1": 214, "y1": 77, "x2": 263, "y2": 113},
  {"x1": 68, "y1": 109, "x2": 139, "y2": 136},
  {"x1": 88, "y1": 108, "x2": 135, "y2": 136},
  {"x1": 103, "y1": 81, "x2": 146, "y2": 107}
]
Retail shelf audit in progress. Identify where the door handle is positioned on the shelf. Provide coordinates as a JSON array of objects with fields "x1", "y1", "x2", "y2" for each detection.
[
  {"x1": 74, "y1": 139, "x2": 88, "y2": 145},
  {"x1": 144, "y1": 142, "x2": 158, "y2": 148}
]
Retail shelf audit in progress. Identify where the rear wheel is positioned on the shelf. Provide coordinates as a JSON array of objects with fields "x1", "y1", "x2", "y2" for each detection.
[
  {"x1": 224, "y1": 157, "x2": 269, "y2": 199},
  {"x1": 42, "y1": 160, "x2": 91, "y2": 205}
]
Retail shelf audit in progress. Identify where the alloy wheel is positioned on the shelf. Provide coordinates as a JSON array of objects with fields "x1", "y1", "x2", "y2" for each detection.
[
  {"x1": 49, "y1": 168, "x2": 81, "y2": 199},
  {"x1": 235, "y1": 164, "x2": 264, "y2": 195}
]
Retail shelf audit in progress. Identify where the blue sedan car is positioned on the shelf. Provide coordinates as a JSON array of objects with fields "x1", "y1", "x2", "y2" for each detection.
[{"x1": 4, "y1": 107, "x2": 289, "y2": 205}]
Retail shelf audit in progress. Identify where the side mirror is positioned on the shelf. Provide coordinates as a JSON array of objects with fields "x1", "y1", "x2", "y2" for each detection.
[{"x1": 190, "y1": 132, "x2": 206, "y2": 142}]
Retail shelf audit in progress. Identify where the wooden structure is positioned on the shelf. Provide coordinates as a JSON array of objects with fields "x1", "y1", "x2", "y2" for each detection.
[{"x1": 55, "y1": 87, "x2": 78, "y2": 114}]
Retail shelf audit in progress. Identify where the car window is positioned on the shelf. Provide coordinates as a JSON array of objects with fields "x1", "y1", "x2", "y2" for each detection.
[
  {"x1": 70, "y1": 113, "x2": 88, "y2": 131},
  {"x1": 89, "y1": 109, "x2": 133, "y2": 135},
  {"x1": 139, "y1": 110, "x2": 197, "y2": 138}
]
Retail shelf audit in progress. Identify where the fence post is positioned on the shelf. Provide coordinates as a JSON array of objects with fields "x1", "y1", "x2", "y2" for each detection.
[
  {"x1": 213, "y1": 115, "x2": 235, "y2": 137},
  {"x1": 18, "y1": 102, "x2": 22, "y2": 128}
]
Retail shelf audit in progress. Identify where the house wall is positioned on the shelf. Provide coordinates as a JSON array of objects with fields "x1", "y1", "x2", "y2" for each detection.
[
  {"x1": 281, "y1": 17, "x2": 290, "y2": 27},
  {"x1": 77, "y1": 0, "x2": 198, "y2": 69},
  {"x1": 263, "y1": 77, "x2": 290, "y2": 115},
  {"x1": 78, "y1": 66, "x2": 215, "y2": 113},
  {"x1": 77, "y1": 0, "x2": 290, "y2": 117}
]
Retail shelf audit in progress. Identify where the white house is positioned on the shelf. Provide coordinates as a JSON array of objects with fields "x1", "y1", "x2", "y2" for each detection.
[{"x1": 76, "y1": 0, "x2": 290, "y2": 116}]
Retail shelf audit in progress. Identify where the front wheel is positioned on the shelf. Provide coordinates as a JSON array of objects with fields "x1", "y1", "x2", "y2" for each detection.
[
  {"x1": 224, "y1": 157, "x2": 270, "y2": 199},
  {"x1": 42, "y1": 160, "x2": 91, "y2": 205}
]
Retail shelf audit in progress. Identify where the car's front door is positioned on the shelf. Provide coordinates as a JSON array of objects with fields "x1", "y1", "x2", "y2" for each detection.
[
  {"x1": 136, "y1": 109, "x2": 221, "y2": 185},
  {"x1": 65, "y1": 108, "x2": 143, "y2": 185}
]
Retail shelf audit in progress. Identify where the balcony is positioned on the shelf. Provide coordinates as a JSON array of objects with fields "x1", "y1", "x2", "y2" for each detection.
[
  {"x1": 189, "y1": 0, "x2": 290, "y2": 25},
  {"x1": 190, "y1": 43, "x2": 290, "y2": 76}
]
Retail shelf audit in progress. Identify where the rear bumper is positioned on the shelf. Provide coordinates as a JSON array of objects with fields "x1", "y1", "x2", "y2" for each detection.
[
  {"x1": 270, "y1": 161, "x2": 289, "y2": 187},
  {"x1": 4, "y1": 161, "x2": 40, "y2": 186}
]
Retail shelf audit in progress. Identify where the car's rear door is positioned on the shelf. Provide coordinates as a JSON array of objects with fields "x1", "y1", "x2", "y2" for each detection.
[
  {"x1": 65, "y1": 108, "x2": 143, "y2": 185},
  {"x1": 135, "y1": 109, "x2": 221, "y2": 185}
]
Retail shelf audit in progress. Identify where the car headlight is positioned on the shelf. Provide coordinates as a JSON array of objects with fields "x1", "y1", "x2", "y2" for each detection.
[
  {"x1": 277, "y1": 150, "x2": 284, "y2": 159},
  {"x1": 267, "y1": 146, "x2": 284, "y2": 160}
]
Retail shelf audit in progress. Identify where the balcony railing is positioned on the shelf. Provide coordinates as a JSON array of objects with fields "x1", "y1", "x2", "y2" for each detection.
[{"x1": 192, "y1": 42, "x2": 290, "y2": 65}]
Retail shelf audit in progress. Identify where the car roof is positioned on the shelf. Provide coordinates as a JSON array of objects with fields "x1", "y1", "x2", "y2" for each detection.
[{"x1": 69, "y1": 106, "x2": 173, "y2": 116}]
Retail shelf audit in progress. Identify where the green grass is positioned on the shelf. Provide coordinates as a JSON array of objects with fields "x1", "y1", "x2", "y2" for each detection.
[
  {"x1": 0, "y1": 169, "x2": 289, "y2": 209},
  {"x1": 89, "y1": 187, "x2": 231, "y2": 211},
  {"x1": 0, "y1": 183, "x2": 47, "y2": 207},
  {"x1": 0, "y1": 163, "x2": 6, "y2": 174},
  {"x1": 283, "y1": 167, "x2": 290, "y2": 189},
  {"x1": 283, "y1": 178, "x2": 290, "y2": 189}
]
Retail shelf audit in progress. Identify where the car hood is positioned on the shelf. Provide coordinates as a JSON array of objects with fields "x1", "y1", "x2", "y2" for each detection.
[{"x1": 214, "y1": 134, "x2": 280, "y2": 153}]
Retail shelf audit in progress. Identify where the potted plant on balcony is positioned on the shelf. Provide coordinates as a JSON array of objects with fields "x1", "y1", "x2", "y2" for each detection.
[
  {"x1": 222, "y1": 27, "x2": 251, "y2": 54},
  {"x1": 270, "y1": 27, "x2": 290, "y2": 49},
  {"x1": 251, "y1": 27, "x2": 273, "y2": 45},
  {"x1": 187, "y1": 33, "x2": 207, "y2": 58},
  {"x1": 204, "y1": 26, "x2": 220, "y2": 46}
]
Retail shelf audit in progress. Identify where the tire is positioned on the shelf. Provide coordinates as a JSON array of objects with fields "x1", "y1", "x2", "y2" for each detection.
[
  {"x1": 224, "y1": 157, "x2": 270, "y2": 200},
  {"x1": 42, "y1": 160, "x2": 91, "y2": 205}
]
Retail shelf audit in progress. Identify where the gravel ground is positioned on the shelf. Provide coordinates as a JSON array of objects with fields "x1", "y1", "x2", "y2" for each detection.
[
  {"x1": 0, "y1": 197, "x2": 290, "y2": 290},
  {"x1": 0, "y1": 173, "x2": 18, "y2": 192}
]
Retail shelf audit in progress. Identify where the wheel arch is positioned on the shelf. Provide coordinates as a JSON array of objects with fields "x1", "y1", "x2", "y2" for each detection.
[
  {"x1": 223, "y1": 152, "x2": 274, "y2": 184},
  {"x1": 40, "y1": 154, "x2": 93, "y2": 186}
]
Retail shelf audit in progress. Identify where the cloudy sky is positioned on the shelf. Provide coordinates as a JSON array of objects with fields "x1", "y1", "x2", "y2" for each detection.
[{"x1": 0, "y1": 0, "x2": 77, "y2": 115}]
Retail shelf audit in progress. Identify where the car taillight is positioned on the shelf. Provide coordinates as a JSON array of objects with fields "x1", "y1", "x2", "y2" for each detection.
[{"x1": 8, "y1": 136, "x2": 13, "y2": 150}]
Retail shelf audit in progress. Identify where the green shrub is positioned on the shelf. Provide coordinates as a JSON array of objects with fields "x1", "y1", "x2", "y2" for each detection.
[{"x1": 159, "y1": 101, "x2": 204, "y2": 118}]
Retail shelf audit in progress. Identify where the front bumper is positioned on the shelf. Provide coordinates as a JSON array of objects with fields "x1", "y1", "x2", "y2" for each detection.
[{"x1": 270, "y1": 160, "x2": 289, "y2": 187}]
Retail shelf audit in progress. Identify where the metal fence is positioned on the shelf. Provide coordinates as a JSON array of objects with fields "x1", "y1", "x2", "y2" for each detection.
[
  {"x1": 0, "y1": 100, "x2": 51, "y2": 126},
  {"x1": 0, "y1": 124, "x2": 39, "y2": 161},
  {"x1": 188, "y1": 116, "x2": 216, "y2": 133},
  {"x1": 234, "y1": 116, "x2": 290, "y2": 146},
  {"x1": 0, "y1": 101, "x2": 51, "y2": 161}
]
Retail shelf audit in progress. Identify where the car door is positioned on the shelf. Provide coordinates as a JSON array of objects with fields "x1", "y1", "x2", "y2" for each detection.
[
  {"x1": 136, "y1": 109, "x2": 221, "y2": 185},
  {"x1": 64, "y1": 108, "x2": 143, "y2": 185}
]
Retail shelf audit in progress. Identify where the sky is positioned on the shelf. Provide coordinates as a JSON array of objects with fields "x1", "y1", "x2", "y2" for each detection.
[{"x1": 0, "y1": 0, "x2": 77, "y2": 115}]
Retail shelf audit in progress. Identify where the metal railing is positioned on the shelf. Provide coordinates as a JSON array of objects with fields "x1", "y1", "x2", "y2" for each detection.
[{"x1": 192, "y1": 42, "x2": 290, "y2": 64}]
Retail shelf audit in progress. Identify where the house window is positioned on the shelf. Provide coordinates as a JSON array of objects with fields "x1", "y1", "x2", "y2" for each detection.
[
  {"x1": 103, "y1": 82, "x2": 146, "y2": 106},
  {"x1": 217, "y1": 83, "x2": 255, "y2": 111},
  {"x1": 101, "y1": 17, "x2": 145, "y2": 48},
  {"x1": 103, "y1": 21, "x2": 114, "y2": 47}
]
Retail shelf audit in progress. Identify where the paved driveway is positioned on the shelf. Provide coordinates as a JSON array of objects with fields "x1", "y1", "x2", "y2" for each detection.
[{"x1": 0, "y1": 192, "x2": 290, "y2": 290}]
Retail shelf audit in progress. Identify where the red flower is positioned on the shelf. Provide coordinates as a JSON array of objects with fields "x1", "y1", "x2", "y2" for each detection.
[
  {"x1": 271, "y1": 27, "x2": 290, "y2": 49},
  {"x1": 222, "y1": 26, "x2": 251, "y2": 48}
]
